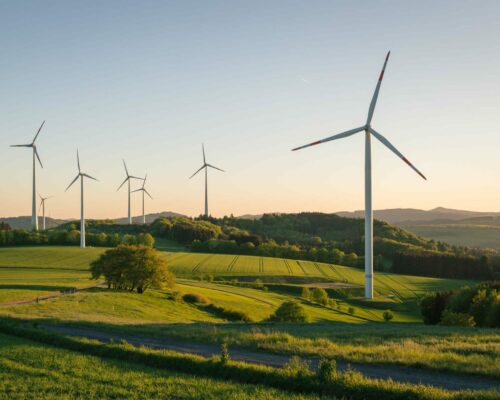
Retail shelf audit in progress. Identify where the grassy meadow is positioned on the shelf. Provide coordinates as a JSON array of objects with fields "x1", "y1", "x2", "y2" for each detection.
[{"x1": 0, "y1": 245, "x2": 498, "y2": 397}]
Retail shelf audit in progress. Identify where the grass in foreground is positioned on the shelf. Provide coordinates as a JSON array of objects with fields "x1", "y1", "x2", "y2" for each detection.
[{"x1": 0, "y1": 333, "x2": 324, "y2": 400}]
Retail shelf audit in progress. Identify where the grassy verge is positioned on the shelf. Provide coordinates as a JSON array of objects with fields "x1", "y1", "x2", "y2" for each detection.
[{"x1": 0, "y1": 320, "x2": 497, "y2": 400}]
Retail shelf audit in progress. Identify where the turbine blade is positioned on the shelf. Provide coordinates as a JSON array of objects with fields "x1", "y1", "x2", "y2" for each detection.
[
  {"x1": 207, "y1": 163, "x2": 224, "y2": 172},
  {"x1": 77, "y1": 150, "x2": 81, "y2": 172},
  {"x1": 39, "y1": 199, "x2": 43, "y2": 211},
  {"x1": 131, "y1": 188, "x2": 142, "y2": 193},
  {"x1": 142, "y1": 173, "x2": 147, "y2": 188},
  {"x1": 144, "y1": 188, "x2": 153, "y2": 199},
  {"x1": 117, "y1": 176, "x2": 129, "y2": 190},
  {"x1": 202, "y1": 144, "x2": 206, "y2": 164},
  {"x1": 189, "y1": 165, "x2": 205, "y2": 179},
  {"x1": 292, "y1": 126, "x2": 365, "y2": 151},
  {"x1": 366, "y1": 51, "x2": 390, "y2": 125},
  {"x1": 82, "y1": 173, "x2": 98, "y2": 181},
  {"x1": 369, "y1": 128, "x2": 427, "y2": 180},
  {"x1": 10, "y1": 144, "x2": 32, "y2": 147},
  {"x1": 123, "y1": 159, "x2": 129, "y2": 176},
  {"x1": 129, "y1": 175, "x2": 142, "y2": 180},
  {"x1": 34, "y1": 147, "x2": 43, "y2": 168},
  {"x1": 65, "y1": 174, "x2": 80, "y2": 191},
  {"x1": 32, "y1": 120, "x2": 46, "y2": 144}
]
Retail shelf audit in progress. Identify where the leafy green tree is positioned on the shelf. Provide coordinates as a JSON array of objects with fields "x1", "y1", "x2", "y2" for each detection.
[
  {"x1": 269, "y1": 301, "x2": 310, "y2": 322},
  {"x1": 383, "y1": 310, "x2": 394, "y2": 322},
  {"x1": 301, "y1": 286, "x2": 311, "y2": 300},
  {"x1": 311, "y1": 287, "x2": 328, "y2": 305},
  {"x1": 90, "y1": 245, "x2": 174, "y2": 293}
]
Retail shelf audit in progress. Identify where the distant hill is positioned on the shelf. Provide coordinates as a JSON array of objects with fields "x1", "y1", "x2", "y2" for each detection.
[
  {"x1": 336, "y1": 207, "x2": 500, "y2": 224},
  {"x1": 114, "y1": 211, "x2": 186, "y2": 225},
  {"x1": 1, "y1": 211, "x2": 185, "y2": 230},
  {"x1": 0, "y1": 216, "x2": 69, "y2": 230}
]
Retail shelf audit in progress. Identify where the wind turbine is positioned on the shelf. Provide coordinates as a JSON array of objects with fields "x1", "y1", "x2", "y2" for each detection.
[
  {"x1": 65, "y1": 150, "x2": 98, "y2": 248},
  {"x1": 189, "y1": 144, "x2": 224, "y2": 217},
  {"x1": 132, "y1": 174, "x2": 153, "y2": 224},
  {"x1": 292, "y1": 52, "x2": 426, "y2": 299},
  {"x1": 10, "y1": 121, "x2": 46, "y2": 231},
  {"x1": 117, "y1": 160, "x2": 142, "y2": 224},
  {"x1": 38, "y1": 194, "x2": 52, "y2": 231}
]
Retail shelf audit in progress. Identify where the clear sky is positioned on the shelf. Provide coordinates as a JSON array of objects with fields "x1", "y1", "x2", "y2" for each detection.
[{"x1": 1, "y1": 0, "x2": 499, "y2": 219}]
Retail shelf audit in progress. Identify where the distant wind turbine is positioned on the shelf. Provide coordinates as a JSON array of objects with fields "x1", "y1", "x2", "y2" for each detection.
[
  {"x1": 117, "y1": 160, "x2": 142, "y2": 224},
  {"x1": 292, "y1": 52, "x2": 427, "y2": 299},
  {"x1": 132, "y1": 174, "x2": 153, "y2": 224},
  {"x1": 189, "y1": 144, "x2": 224, "y2": 217},
  {"x1": 10, "y1": 121, "x2": 46, "y2": 231},
  {"x1": 65, "y1": 150, "x2": 98, "y2": 248},
  {"x1": 38, "y1": 194, "x2": 53, "y2": 231}
]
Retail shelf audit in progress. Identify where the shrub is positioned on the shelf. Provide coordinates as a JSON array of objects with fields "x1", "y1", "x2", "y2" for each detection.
[
  {"x1": 220, "y1": 340, "x2": 230, "y2": 365},
  {"x1": 283, "y1": 356, "x2": 310, "y2": 378},
  {"x1": 420, "y1": 291, "x2": 451, "y2": 324},
  {"x1": 311, "y1": 288, "x2": 328, "y2": 305},
  {"x1": 301, "y1": 286, "x2": 311, "y2": 300},
  {"x1": 269, "y1": 301, "x2": 310, "y2": 323},
  {"x1": 205, "y1": 304, "x2": 253, "y2": 322},
  {"x1": 316, "y1": 358, "x2": 337, "y2": 383},
  {"x1": 328, "y1": 298, "x2": 337, "y2": 308},
  {"x1": 348, "y1": 307, "x2": 355, "y2": 315},
  {"x1": 382, "y1": 310, "x2": 394, "y2": 322},
  {"x1": 183, "y1": 293, "x2": 210, "y2": 304},
  {"x1": 439, "y1": 310, "x2": 475, "y2": 327}
]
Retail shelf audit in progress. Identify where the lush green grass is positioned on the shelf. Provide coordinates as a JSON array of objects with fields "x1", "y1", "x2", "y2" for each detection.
[
  {"x1": 402, "y1": 223, "x2": 500, "y2": 250},
  {"x1": 0, "y1": 333, "x2": 326, "y2": 400},
  {"x1": 126, "y1": 321, "x2": 500, "y2": 379},
  {"x1": 0, "y1": 246, "x2": 105, "y2": 302}
]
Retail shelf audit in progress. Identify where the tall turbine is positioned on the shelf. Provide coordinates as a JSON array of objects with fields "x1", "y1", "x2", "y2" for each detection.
[
  {"x1": 10, "y1": 121, "x2": 46, "y2": 231},
  {"x1": 292, "y1": 52, "x2": 426, "y2": 299},
  {"x1": 38, "y1": 194, "x2": 52, "y2": 231},
  {"x1": 189, "y1": 144, "x2": 224, "y2": 217},
  {"x1": 117, "y1": 160, "x2": 142, "y2": 224},
  {"x1": 132, "y1": 174, "x2": 153, "y2": 224},
  {"x1": 65, "y1": 150, "x2": 98, "y2": 248}
]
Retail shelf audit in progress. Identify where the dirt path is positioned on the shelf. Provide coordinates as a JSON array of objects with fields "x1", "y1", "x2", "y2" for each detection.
[
  {"x1": 45, "y1": 325, "x2": 500, "y2": 392},
  {"x1": 0, "y1": 282, "x2": 107, "y2": 307}
]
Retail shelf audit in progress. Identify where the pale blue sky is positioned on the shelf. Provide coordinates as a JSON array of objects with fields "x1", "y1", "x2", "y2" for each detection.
[{"x1": 1, "y1": 1, "x2": 499, "y2": 218}]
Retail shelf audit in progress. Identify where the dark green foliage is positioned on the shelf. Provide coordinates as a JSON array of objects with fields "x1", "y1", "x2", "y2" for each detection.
[
  {"x1": 301, "y1": 286, "x2": 311, "y2": 300},
  {"x1": 316, "y1": 358, "x2": 337, "y2": 383},
  {"x1": 90, "y1": 245, "x2": 174, "y2": 293},
  {"x1": 439, "y1": 310, "x2": 475, "y2": 327},
  {"x1": 204, "y1": 304, "x2": 253, "y2": 322},
  {"x1": 282, "y1": 356, "x2": 310, "y2": 378},
  {"x1": 269, "y1": 301, "x2": 310, "y2": 322},
  {"x1": 421, "y1": 282, "x2": 500, "y2": 327},
  {"x1": 420, "y1": 292, "x2": 452, "y2": 325},
  {"x1": 382, "y1": 310, "x2": 394, "y2": 322},
  {"x1": 311, "y1": 287, "x2": 329, "y2": 305},
  {"x1": 182, "y1": 293, "x2": 210, "y2": 304}
]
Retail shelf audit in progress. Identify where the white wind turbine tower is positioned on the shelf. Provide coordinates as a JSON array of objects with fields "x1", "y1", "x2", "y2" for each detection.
[
  {"x1": 38, "y1": 194, "x2": 52, "y2": 231},
  {"x1": 117, "y1": 160, "x2": 142, "y2": 224},
  {"x1": 292, "y1": 52, "x2": 427, "y2": 299},
  {"x1": 189, "y1": 144, "x2": 224, "y2": 217},
  {"x1": 65, "y1": 150, "x2": 98, "y2": 249},
  {"x1": 10, "y1": 121, "x2": 46, "y2": 231},
  {"x1": 132, "y1": 174, "x2": 153, "y2": 224}
]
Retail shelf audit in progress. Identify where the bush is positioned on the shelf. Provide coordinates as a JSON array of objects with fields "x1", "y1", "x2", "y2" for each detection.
[
  {"x1": 269, "y1": 301, "x2": 310, "y2": 323},
  {"x1": 183, "y1": 293, "x2": 210, "y2": 304},
  {"x1": 382, "y1": 310, "x2": 394, "y2": 322},
  {"x1": 311, "y1": 288, "x2": 328, "y2": 305},
  {"x1": 220, "y1": 341, "x2": 230, "y2": 365},
  {"x1": 439, "y1": 310, "x2": 475, "y2": 327},
  {"x1": 420, "y1": 291, "x2": 451, "y2": 325},
  {"x1": 205, "y1": 304, "x2": 253, "y2": 322},
  {"x1": 301, "y1": 287, "x2": 311, "y2": 300},
  {"x1": 316, "y1": 358, "x2": 337, "y2": 383},
  {"x1": 282, "y1": 356, "x2": 310, "y2": 378},
  {"x1": 348, "y1": 307, "x2": 355, "y2": 315}
]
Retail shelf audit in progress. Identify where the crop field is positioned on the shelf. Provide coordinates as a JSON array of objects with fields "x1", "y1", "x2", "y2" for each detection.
[{"x1": 402, "y1": 223, "x2": 500, "y2": 250}]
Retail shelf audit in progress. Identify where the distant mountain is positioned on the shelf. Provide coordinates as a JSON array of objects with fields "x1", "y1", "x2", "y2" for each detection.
[
  {"x1": 336, "y1": 207, "x2": 500, "y2": 224},
  {"x1": 0, "y1": 216, "x2": 69, "y2": 230}
]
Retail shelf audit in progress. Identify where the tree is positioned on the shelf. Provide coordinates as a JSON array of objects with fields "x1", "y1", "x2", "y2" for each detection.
[
  {"x1": 269, "y1": 301, "x2": 310, "y2": 322},
  {"x1": 90, "y1": 245, "x2": 174, "y2": 293},
  {"x1": 382, "y1": 310, "x2": 394, "y2": 322},
  {"x1": 301, "y1": 286, "x2": 311, "y2": 300},
  {"x1": 311, "y1": 287, "x2": 328, "y2": 305}
]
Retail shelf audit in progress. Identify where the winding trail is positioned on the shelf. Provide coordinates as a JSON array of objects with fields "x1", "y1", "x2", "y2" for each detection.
[{"x1": 45, "y1": 325, "x2": 500, "y2": 392}]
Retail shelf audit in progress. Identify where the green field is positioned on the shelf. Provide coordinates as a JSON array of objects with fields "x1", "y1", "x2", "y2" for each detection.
[
  {"x1": 1, "y1": 245, "x2": 498, "y2": 387},
  {"x1": 0, "y1": 333, "x2": 325, "y2": 400},
  {"x1": 402, "y1": 223, "x2": 500, "y2": 250}
]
